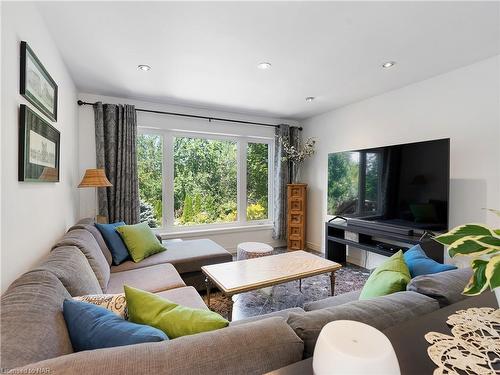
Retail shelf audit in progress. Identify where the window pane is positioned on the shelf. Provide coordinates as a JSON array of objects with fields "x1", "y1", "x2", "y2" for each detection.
[
  {"x1": 137, "y1": 134, "x2": 163, "y2": 228},
  {"x1": 247, "y1": 143, "x2": 269, "y2": 220},
  {"x1": 174, "y1": 137, "x2": 237, "y2": 225}
]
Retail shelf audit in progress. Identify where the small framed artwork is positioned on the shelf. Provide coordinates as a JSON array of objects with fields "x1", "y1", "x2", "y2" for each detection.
[
  {"x1": 20, "y1": 41, "x2": 58, "y2": 122},
  {"x1": 19, "y1": 104, "x2": 60, "y2": 182}
]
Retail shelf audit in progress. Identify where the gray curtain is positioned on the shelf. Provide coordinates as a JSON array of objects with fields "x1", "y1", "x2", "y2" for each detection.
[
  {"x1": 94, "y1": 102, "x2": 139, "y2": 224},
  {"x1": 272, "y1": 124, "x2": 300, "y2": 240}
]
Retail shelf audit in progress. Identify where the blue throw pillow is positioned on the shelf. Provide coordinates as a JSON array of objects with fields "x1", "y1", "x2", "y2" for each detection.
[
  {"x1": 95, "y1": 222, "x2": 130, "y2": 265},
  {"x1": 63, "y1": 299, "x2": 168, "y2": 352},
  {"x1": 403, "y1": 245, "x2": 457, "y2": 278}
]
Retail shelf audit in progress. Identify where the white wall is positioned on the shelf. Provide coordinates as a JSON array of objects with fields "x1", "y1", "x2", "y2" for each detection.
[
  {"x1": 1, "y1": 3, "x2": 79, "y2": 292},
  {"x1": 302, "y1": 56, "x2": 500, "y2": 267},
  {"x1": 77, "y1": 93, "x2": 298, "y2": 252}
]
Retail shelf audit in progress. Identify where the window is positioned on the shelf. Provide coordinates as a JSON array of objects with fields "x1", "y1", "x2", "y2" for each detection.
[
  {"x1": 138, "y1": 130, "x2": 272, "y2": 230},
  {"x1": 246, "y1": 143, "x2": 269, "y2": 220},
  {"x1": 137, "y1": 134, "x2": 163, "y2": 228},
  {"x1": 173, "y1": 136, "x2": 238, "y2": 226}
]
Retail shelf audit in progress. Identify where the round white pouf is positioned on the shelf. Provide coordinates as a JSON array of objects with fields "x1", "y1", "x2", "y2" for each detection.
[
  {"x1": 236, "y1": 242, "x2": 273, "y2": 261},
  {"x1": 313, "y1": 320, "x2": 400, "y2": 375}
]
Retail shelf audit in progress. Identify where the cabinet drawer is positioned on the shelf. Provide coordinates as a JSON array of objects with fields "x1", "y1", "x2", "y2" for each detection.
[
  {"x1": 289, "y1": 186, "x2": 305, "y2": 198},
  {"x1": 288, "y1": 239, "x2": 304, "y2": 250},
  {"x1": 289, "y1": 213, "x2": 303, "y2": 225},
  {"x1": 289, "y1": 199, "x2": 303, "y2": 212},
  {"x1": 289, "y1": 226, "x2": 302, "y2": 237}
]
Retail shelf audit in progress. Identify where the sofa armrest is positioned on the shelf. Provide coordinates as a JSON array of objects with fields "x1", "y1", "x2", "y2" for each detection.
[
  {"x1": 230, "y1": 307, "x2": 305, "y2": 327},
  {"x1": 303, "y1": 290, "x2": 362, "y2": 311},
  {"x1": 13, "y1": 317, "x2": 304, "y2": 375}
]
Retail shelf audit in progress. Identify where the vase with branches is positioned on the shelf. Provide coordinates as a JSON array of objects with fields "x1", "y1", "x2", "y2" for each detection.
[
  {"x1": 433, "y1": 209, "x2": 500, "y2": 304},
  {"x1": 278, "y1": 136, "x2": 316, "y2": 183}
]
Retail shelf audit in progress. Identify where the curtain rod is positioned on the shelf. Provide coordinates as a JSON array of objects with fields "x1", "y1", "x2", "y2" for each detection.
[{"x1": 77, "y1": 100, "x2": 302, "y2": 131}]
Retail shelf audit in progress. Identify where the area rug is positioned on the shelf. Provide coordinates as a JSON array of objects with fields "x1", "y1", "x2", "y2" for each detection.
[{"x1": 205, "y1": 262, "x2": 370, "y2": 321}]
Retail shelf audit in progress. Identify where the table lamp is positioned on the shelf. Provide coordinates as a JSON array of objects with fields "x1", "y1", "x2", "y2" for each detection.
[
  {"x1": 313, "y1": 320, "x2": 400, "y2": 375},
  {"x1": 78, "y1": 168, "x2": 112, "y2": 224}
]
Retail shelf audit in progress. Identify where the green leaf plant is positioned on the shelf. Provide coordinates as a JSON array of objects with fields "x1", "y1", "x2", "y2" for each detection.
[{"x1": 434, "y1": 211, "x2": 500, "y2": 296}]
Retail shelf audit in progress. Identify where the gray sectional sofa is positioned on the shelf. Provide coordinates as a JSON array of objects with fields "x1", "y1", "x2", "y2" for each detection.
[{"x1": 1, "y1": 217, "x2": 475, "y2": 374}]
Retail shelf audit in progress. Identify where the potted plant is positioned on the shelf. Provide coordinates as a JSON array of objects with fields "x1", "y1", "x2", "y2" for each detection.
[
  {"x1": 434, "y1": 209, "x2": 500, "y2": 303},
  {"x1": 278, "y1": 136, "x2": 316, "y2": 183}
]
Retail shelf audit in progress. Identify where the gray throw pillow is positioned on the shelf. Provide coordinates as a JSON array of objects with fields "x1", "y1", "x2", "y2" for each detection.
[{"x1": 406, "y1": 267, "x2": 473, "y2": 307}]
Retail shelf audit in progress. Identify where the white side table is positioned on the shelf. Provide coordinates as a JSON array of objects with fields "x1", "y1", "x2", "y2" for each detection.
[{"x1": 236, "y1": 242, "x2": 273, "y2": 261}]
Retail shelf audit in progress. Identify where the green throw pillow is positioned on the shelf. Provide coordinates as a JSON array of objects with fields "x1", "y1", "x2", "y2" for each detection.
[
  {"x1": 359, "y1": 250, "x2": 411, "y2": 300},
  {"x1": 115, "y1": 222, "x2": 165, "y2": 262},
  {"x1": 124, "y1": 285, "x2": 229, "y2": 338}
]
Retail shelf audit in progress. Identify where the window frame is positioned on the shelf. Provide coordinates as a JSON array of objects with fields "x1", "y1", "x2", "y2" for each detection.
[{"x1": 137, "y1": 128, "x2": 274, "y2": 232}]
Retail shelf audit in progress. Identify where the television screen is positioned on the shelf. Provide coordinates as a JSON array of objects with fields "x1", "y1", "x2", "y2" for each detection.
[{"x1": 327, "y1": 138, "x2": 450, "y2": 230}]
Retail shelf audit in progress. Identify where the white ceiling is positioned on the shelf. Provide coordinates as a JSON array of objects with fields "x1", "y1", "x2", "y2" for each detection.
[{"x1": 36, "y1": 1, "x2": 500, "y2": 120}]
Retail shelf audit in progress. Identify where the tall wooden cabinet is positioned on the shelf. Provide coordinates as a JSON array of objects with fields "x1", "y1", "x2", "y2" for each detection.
[{"x1": 287, "y1": 183, "x2": 307, "y2": 250}]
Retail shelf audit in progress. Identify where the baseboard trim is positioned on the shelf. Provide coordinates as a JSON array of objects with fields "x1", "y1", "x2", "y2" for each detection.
[
  {"x1": 226, "y1": 240, "x2": 286, "y2": 254},
  {"x1": 306, "y1": 241, "x2": 322, "y2": 252}
]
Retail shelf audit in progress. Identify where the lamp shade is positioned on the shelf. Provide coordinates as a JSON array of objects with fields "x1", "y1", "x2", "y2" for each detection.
[
  {"x1": 313, "y1": 320, "x2": 400, "y2": 375},
  {"x1": 78, "y1": 169, "x2": 112, "y2": 188}
]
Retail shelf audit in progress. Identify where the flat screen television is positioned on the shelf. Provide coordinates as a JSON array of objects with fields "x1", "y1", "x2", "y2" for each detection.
[{"x1": 327, "y1": 138, "x2": 450, "y2": 231}]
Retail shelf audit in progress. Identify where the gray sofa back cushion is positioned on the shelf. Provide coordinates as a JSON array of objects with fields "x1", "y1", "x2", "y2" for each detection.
[
  {"x1": 14, "y1": 317, "x2": 304, "y2": 375},
  {"x1": 53, "y1": 229, "x2": 110, "y2": 292},
  {"x1": 0, "y1": 270, "x2": 73, "y2": 370},
  {"x1": 287, "y1": 291, "x2": 439, "y2": 358},
  {"x1": 407, "y1": 267, "x2": 473, "y2": 307},
  {"x1": 35, "y1": 246, "x2": 102, "y2": 296},
  {"x1": 70, "y1": 219, "x2": 113, "y2": 266}
]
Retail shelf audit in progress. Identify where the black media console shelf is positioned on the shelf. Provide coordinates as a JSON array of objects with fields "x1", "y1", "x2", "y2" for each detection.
[{"x1": 325, "y1": 221, "x2": 444, "y2": 264}]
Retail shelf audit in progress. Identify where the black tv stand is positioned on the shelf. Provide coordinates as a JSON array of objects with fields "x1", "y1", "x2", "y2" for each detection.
[{"x1": 325, "y1": 221, "x2": 443, "y2": 264}]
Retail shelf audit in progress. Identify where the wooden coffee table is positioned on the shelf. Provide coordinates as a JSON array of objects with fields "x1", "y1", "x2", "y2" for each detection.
[{"x1": 201, "y1": 250, "x2": 342, "y2": 320}]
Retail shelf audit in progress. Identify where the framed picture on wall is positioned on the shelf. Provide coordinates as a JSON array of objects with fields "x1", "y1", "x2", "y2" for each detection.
[
  {"x1": 20, "y1": 41, "x2": 58, "y2": 122},
  {"x1": 19, "y1": 104, "x2": 60, "y2": 182}
]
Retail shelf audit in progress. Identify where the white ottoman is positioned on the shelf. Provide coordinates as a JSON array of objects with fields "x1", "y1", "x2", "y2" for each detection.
[{"x1": 236, "y1": 242, "x2": 274, "y2": 261}]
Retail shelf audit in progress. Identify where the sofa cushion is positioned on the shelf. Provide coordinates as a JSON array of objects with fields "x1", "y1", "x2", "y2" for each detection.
[
  {"x1": 125, "y1": 285, "x2": 228, "y2": 339},
  {"x1": 106, "y1": 263, "x2": 185, "y2": 294},
  {"x1": 95, "y1": 222, "x2": 130, "y2": 265},
  {"x1": 403, "y1": 244, "x2": 457, "y2": 277},
  {"x1": 110, "y1": 239, "x2": 232, "y2": 274},
  {"x1": 35, "y1": 246, "x2": 102, "y2": 296},
  {"x1": 54, "y1": 229, "x2": 110, "y2": 292},
  {"x1": 406, "y1": 267, "x2": 473, "y2": 307},
  {"x1": 71, "y1": 218, "x2": 113, "y2": 266},
  {"x1": 63, "y1": 299, "x2": 168, "y2": 352},
  {"x1": 156, "y1": 286, "x2": 208, "y2": 310},
  {"x1": 115, "y1": 223, "x2": 166, "y2": 263},
  {"x1": 14, "y1": 317, "x2": 304, "y2": 375},
  {"x1": 304, "y1": 290, "x2": 362, "y2": 311},
  {"x1": 287, "y1": 291, "x2": 439, "y2": 358},
  {"x1": 73, "y1": 293, "x2": 127, "y2": 319},
  {"x1": 0, "y1": 270, "x2": 73, "y2": 370},
  {"x1": 360, "y1": 250, "x2": 411, "y2": 299}
]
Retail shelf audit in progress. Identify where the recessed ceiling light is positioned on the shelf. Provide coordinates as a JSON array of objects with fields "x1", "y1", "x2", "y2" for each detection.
[
  {"x1": 305, "y1": 97, "x2": 315, "y2": 102},
  {"x1": 382, "y1": 61, "x2": 396, "y2": 68},
  {"x1": 137, "y1": 64, "x2": 151, "y2": 71},
  {"x1": 257, "y1": 62, "x2": 272, "y2": 70}
]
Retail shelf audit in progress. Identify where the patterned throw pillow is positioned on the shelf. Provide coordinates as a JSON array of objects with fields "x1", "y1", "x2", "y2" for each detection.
[{"x1": 73, "y1": 293, "x2": 128, "y2": 319}]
